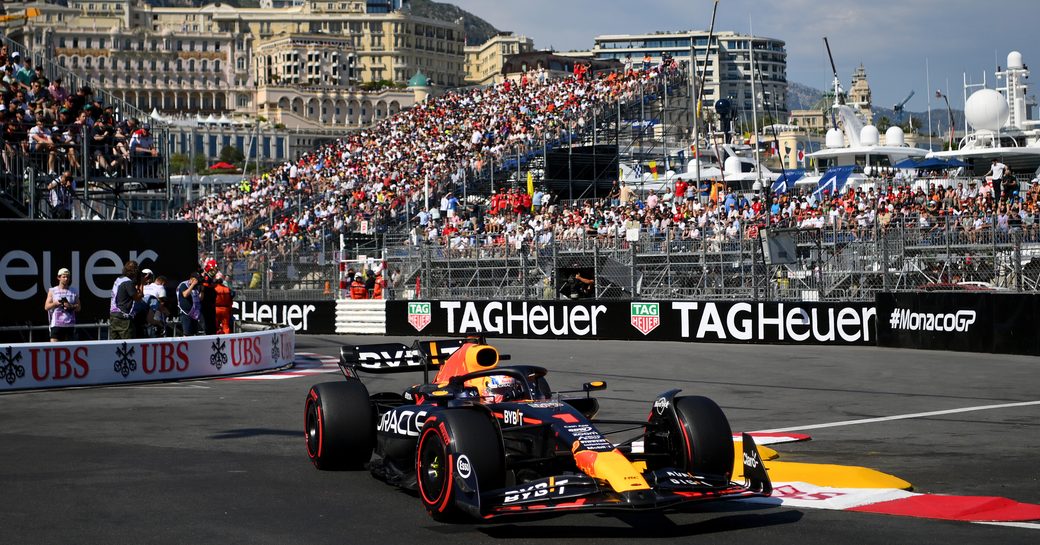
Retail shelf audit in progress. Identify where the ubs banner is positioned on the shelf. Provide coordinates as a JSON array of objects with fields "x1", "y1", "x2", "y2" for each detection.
[
  {"x1": 0, "y1": 220, "x2": 198, "y2": 327},
  {"x1": 387, "y1": 300, "x2": 877, "y2": 345},
  {"x1": 233, "y1": 300, "x2": 337, "y2": 334},
  {"x1": 876, "y1": 292, "x2": 1040, "y2": 356}
]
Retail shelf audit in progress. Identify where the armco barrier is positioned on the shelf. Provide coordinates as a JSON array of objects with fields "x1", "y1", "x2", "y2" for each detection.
[
  {"x1": 336, "y1": 299, "x2": 387, "y2": 335},
  {"x1": 0, "y1": 327, "x2": 295, "y2": 392},
  {"x1": 386, "y1": 300, "x2": 876, "y2": 345},
  {"x1": 876, "y1": 292, "x2": 1040, "y2": 356}
]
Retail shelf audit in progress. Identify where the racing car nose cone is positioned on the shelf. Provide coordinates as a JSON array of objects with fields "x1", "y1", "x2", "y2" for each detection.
[{"x1": 621, "y1": 489, "x2": 657, "y2": 507}]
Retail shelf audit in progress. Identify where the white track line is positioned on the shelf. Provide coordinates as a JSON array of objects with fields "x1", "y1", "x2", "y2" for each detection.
[
  {"x1": 755, "y1": 400, "x2": 1040, "y2": 433},
  {"x1": 975, "y1": 521, "x2": 1040, "y2": 530}
]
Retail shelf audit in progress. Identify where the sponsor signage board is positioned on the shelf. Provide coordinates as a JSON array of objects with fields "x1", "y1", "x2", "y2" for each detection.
[
  {"x1": 233, "y1": 300, "x2": 337, "y2": 334},
  {"x1": 0, "y1": 220, "x2": 198, "y2": 327},
  {"x1": 875, "y1": 292, "x2": 1039, "y2": 356},
  {"x1": 386, "y1": 300, "x2": 876, "y2": 345},
  {"x1": 0, "y1": 327, "x2": 295, "y2": 392}
]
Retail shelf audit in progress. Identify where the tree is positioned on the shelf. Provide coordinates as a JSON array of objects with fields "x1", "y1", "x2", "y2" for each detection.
[
  {"x1": 193, "y1": 154, "x2": 208, "y2": 174},
  {"x1": 219, "y1": 145, "x2": 245, "y2": 166},
  {"x1": 876, "y1": 116, "x2": 892, "y2": 132},
  {"x1": 900, "y1": 115, "x2": 925, "y2": 134},
  {"x1": 169, "y1": 153, "x2": 189, "y2": 175}
]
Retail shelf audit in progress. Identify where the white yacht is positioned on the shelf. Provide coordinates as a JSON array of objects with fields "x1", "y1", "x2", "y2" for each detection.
[
  {"x1": 621, "y1": 143, "x2": 780, "y2": 194},
  {"x1": 794, "y1": 104, "x2": 931, "y2": 194},
  {"x1": 928, "y1": 51, "x2": 1040, "y2": 179}
]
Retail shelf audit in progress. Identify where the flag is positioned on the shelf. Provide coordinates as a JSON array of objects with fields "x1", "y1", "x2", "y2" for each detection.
[
  {"x1": 649, "y1": 160, "x2": 658, "y2": 180},
  {"x1": 526, "y1": 171, "x2": 534, "y2": 196},
  {"x1": 811, "y1": 166, "x2": 855, "y2": 200},
  {"x1": 771, "y1": 169, "x2": 805, "y2": 195}
]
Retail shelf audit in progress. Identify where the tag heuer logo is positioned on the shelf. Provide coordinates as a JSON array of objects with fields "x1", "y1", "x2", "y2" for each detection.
[
  {"x1": 630, "y1": 303, "x2": 660, "y2": 335},
  {"x1": 408, "y1": 302, "x2": 432, "y2": 332}
]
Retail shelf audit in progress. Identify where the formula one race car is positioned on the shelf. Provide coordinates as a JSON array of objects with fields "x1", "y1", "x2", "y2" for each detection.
[{"x1": 304, "y1": 337, "x2": 771, "y2": 522}]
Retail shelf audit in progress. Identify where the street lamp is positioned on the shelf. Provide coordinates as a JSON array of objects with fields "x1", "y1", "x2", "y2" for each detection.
[{"x1": 935, "y1": 90, "x2": 954, "y2": 151}]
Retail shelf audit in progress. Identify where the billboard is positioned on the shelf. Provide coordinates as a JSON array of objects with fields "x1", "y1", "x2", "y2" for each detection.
[
  {"x1": 387, "y1": 300, "x2": 877, "y2": 345},
  {"x1": 0, "y1": 220, "x2": 198, "y2": 328}
]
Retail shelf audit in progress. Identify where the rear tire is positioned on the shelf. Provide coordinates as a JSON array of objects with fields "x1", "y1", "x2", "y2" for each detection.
[
  {"x1": 416, "y1": 409, "x2": 504, "y2": 522},
  {"x1": 305, "y1": 381, "x2": 375, "y2": 470},
  {"x1": 670, "y1": 396, "x2": 734, "y2": 481}
]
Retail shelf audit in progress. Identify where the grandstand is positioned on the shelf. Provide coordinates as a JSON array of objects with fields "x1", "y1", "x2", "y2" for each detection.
[
  {"x1": 11, "y1": 36, "x2": 1039, "y2": 301},
  {"x1": 0, "y1": 34, "x2": 171, "y2": 220}
]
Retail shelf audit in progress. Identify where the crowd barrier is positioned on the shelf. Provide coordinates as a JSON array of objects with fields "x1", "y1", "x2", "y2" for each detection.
[{"x1": 0, "y1": 326, "x2": 295, "y2": 392}]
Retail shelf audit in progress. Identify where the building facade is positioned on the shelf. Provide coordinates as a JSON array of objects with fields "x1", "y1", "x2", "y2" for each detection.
[
  {"x1": 464, "y1": 32, "x2": 533, "y2": 86},
  {"x1": 589, "y1": 30, "x2": 788, "y2": 119},
  {"x1": 9, "y1": 0, "x2": 464, "y2": 129}
]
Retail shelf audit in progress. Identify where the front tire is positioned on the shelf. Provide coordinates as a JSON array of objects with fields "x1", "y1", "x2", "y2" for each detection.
[
  {"x1": 670, "y1": 396, "x2": 734, "y2": 481},
  {"x1": 305, "y1": 381, "x2": 375, "y2": 470},
  {"x1": 415, "y1": 409, "x2": 504, "y2": 522}
]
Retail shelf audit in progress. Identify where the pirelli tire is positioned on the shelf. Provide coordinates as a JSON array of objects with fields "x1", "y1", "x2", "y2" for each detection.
[
  {"x1": 670, "y1": 396, "x2": 734, "y2": 482},
  {"x1": 305, "y1": 381, "x2": 375, "y2": 470},
  {"x1": 415, "y1": 409, "x2": 505, "y2": 522}
]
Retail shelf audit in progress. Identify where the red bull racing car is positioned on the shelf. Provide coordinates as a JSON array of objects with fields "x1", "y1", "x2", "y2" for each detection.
[{"x1": 304, "y1": 337, "x2": 771, "y2": 522}]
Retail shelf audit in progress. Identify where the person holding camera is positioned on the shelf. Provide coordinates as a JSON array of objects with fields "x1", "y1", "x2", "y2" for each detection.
[
  {"x1": 177, "y1": 272, "x2": 204, "y2": 336},
  {"x1": 44, "y1": 267, "x2": 80, "y2": 342},
  {"x1": 108, "y1": 260, "x2": 143, "y2": 340}
]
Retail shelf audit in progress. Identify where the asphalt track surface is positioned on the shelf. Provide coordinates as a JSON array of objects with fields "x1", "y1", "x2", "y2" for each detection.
[{"x1": 2, "y1": 335, "x2": 1038, "y2": 545}]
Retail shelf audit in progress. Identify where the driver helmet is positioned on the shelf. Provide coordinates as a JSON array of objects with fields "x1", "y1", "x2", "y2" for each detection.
[{"x1": 477, "y1": 375, "x2": 523, "y2": 403}]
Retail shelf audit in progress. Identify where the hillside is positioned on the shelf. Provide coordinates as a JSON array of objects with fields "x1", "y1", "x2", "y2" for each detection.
[
  {"x1": 787, "y1": 81, "x2": 962, "y2": 132},
  {"x1": 404, "y1": 0, "x2": 500, "y2": 45}
]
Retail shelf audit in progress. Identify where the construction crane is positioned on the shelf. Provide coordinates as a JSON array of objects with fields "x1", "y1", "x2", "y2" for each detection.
[
  {"x1": 0, "y1": 7, "x2": 40, "y2": 24},
  {"x1": 892, "y1": 90, "x2": 915, "y2": 120},
  {"x1": 822, "y1": 37, "x2": 845, "y2": 130}
]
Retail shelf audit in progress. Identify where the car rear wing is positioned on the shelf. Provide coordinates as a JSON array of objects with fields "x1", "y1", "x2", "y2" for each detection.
[{"x1": 339, "y1": 336, "x2": 508, "y2": 382}]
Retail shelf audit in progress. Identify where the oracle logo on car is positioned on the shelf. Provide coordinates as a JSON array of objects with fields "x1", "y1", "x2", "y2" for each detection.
[{"x1": 376, "y1": 409, "x2": 428, "y2": 437}]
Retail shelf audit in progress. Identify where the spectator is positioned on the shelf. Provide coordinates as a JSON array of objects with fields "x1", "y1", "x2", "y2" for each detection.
[
  {"x1": 128, "y1": 125, "x2": 158, "y2": 177},
  {"x1": 44, "y1": 267, "x2": 79, "y2": 342},
  {"x1": 109, "y1": 260, "x2": 142, "y2": 340},
  {"x1": 177, "y1": 272, "x2": 203, "y2": 336},
  {"x1": 28, "y1": 117, "x2": 58, "y2": 174},
  {"x1": 46, "y1": 171, "x2": 74, "y2": 219},
  {"x1": 142, "y1": 269, "x2": 170, "y2": 337}
]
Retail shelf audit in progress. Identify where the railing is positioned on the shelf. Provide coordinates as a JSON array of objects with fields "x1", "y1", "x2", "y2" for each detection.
[
  {"x1": 381, "y1": 216, "x2": 1040, "y2": 302},
  {"x1": 1, "y1": 34, "x2": 170, "y2": 219}
]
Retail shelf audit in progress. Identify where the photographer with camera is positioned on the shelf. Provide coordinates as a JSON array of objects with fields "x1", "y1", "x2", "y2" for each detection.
[
  {"x1": 44, "y1": 267, "x2": 80, "y2": 342},
  {"x1": 177, "y1": 271, "x2": 204, "y2": 336},
  {"x1": 108, "y1": 260, "x2": 143, "y2": 340}
]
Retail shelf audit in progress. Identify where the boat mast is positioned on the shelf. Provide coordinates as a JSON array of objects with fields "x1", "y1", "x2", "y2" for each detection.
[
  {"x1": 693, "y1": 0, "x2": 720, "y2": 200},
  {"x1": 750, "y1": 30, "x2": 763, "y2": 193}
]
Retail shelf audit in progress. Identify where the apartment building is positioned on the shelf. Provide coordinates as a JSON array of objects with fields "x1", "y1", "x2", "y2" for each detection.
[{"x1": 8, "y1": 0, "x2": 464, "y2": 129}]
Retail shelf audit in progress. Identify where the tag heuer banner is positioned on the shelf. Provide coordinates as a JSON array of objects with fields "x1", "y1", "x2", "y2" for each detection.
[
  {"x1": 386, "y1": 300, "x2": 877, "y2": 345},
  {"x1": 407, "y1": 302, "x2": 432, "y2": 332}
]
